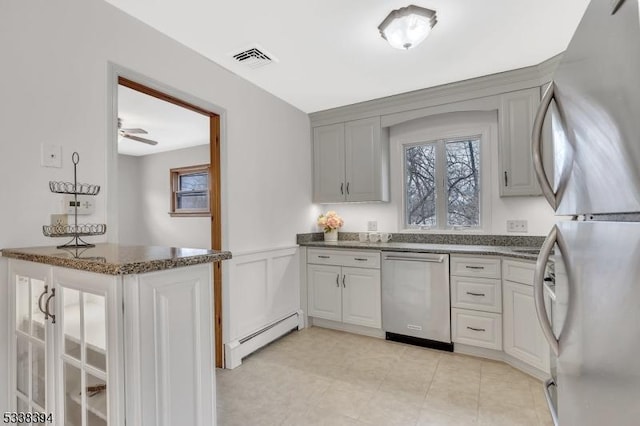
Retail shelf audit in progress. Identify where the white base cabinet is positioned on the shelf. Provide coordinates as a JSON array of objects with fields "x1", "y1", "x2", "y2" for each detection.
[
  {"x1": 450, "y1": 255, "x2": 503, "y2": 350},
  {"x1": 503, "y1": 280, "x2": 551, "y2": 373},
  {"x1": 502, "y1": 259, "x2": 550, "y2": 374},
  {"x1": 307, "y1": 249, "x2": 381, "y2": 329},
  {"x1": 8, "y1": 259, "x2": 215, "y2": 426}
]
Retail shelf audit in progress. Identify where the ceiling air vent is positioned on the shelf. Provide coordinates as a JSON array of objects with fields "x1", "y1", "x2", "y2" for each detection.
[{"x1": 232, "y1": 46, "x2": 275, "y2": 69}]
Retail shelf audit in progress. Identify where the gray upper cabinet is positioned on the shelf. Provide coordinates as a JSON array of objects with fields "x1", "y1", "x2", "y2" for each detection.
[
  {"x1": 499, "y1": 88, "x2": 542, "y2": 197},
  {"x1": 313, "y1": 117, "x2": 389, "y2": 203},
  {"x1": 313, "y1": 123, "x2": 346, "y2": 202}
]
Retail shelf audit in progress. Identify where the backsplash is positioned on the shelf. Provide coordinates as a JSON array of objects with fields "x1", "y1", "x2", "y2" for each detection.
[{"x1": 297, "y1": 232, "x2": 545, "y2": 247}]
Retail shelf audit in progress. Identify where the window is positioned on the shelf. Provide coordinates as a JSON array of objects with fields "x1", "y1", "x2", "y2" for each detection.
[
  {"x1": 169, "y1": 164, "x2": 211, "y2": 217},
  {"x1": 404, "y1": 136, "x2": 481, "y2": 230}
]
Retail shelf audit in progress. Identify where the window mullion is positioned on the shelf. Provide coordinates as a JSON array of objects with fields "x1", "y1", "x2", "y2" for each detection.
[{"x1": 435, "y1": 140, "x2": 447, "y2": 230}]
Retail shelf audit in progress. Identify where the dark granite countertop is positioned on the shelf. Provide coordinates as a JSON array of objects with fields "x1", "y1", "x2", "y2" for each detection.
[
  {"x1": 298, "y1": 240, "x2": 539, "y2": 261},
  {"x1": 1, "y1": 243, "x2": 232, "y2": 275},
  {"x1": 297, "y1": 232, "x2": 544, "y2": 261}
]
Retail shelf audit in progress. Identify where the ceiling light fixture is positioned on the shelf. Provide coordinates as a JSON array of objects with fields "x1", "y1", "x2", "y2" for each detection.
[{"x1": 378, "y1": 5, "x2": 437, "y2": 50}]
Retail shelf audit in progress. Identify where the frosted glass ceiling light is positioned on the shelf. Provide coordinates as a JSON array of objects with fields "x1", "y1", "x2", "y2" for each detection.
[{"x1": 378, "y1": 5, "x2": 437, "y2": 50}]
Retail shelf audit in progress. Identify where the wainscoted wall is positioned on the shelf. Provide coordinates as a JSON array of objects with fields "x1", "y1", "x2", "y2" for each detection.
[{"x1": 224, "y1": 246, "x2": 301, "y2": 365}]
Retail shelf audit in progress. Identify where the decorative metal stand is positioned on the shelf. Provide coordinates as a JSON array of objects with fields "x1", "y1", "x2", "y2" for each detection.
[{"x1": 42, "y1": 152, "x2": 106, "y2": 248}]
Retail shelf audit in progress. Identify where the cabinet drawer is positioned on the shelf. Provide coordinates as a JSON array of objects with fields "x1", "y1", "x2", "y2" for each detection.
[
  {"x1": 451, "y1": 276, "x2": 502, "y2": 313},
  {"x1": 451, "y1": 308, "x2": 502, "y2": 350},
  {"x1": 451, "y1": 256, "x2": 501, "y2": 279},
  {"x1": 307, "y1": 249, "x2": 380, "y2": 269},
  {"x1": 502, "y1": 259, "x2": 536, "y2": 286}
]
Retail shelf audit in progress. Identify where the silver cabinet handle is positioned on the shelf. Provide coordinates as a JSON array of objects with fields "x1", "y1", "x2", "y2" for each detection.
[
  {"x1": 466, "y1": 326, "x2": 485, "y2": 332},
  {"x1": 543, "y1": 379, "x2": 559, "y2": 426},
  {"x1": 342, "y1": 275, "x2": 346, "y2": 287},
  {"x1": 354, "y1": 258, "x2": 368, "y2": 261},
  {"x1": 318, "y1": 255, "x2": 330, "y2": 259},
  {"x1": 346, "y1": 182, "x2": 350, "y2": 195},
  {"x1": 465, "y1": 265, "x2": 484, "y2": 270},
  {"x1": 466, "y1": 291, "x2": 486, "y2": 297},
  {"x1": 384, "y1": 256, "x2": 444, "y2": 263},
  {"x1": 38, "y1": 285, "x2": 49, "y2": 317},
  {"x1": 532, "y1": 82, "x2": 557, "y2": 210},
  {"x1": 534, "y1": 225, "x2": 560, "y2": 356},
  {"x1": 340, "y1": 183, "x2": 344, "y2": 195},
  {"x1": 45, "y1": 288, "x2": 56, "y2": 324},
  {"x1": 336, "y1": 274, "x2": 340, "y2": 287},
  {"x1": 504, "y1": 171, "x2": 508, "y2": 187}
]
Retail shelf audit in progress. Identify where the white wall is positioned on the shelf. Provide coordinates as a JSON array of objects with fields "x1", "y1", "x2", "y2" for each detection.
[
  {"x1": 318, "y1": 111, "x2": 555, "y2": 236},
  {"x1": 118, "y1": 145, "x2": 212, "y2": 249},
  {"x1": 117, "y1": 154, "x2": 143, "y2": 244},
  {"x1": 0, "y1": 0, "x2": 311, "y2": 252}
]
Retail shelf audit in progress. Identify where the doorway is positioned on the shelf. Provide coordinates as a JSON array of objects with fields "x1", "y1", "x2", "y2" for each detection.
[{"x1": 115, "y1": 76, "x2": 224, "y2": 367}]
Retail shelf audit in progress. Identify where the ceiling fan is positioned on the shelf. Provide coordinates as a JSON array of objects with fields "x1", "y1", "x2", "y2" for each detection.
[{"x1": 118, "y1": 118, "x2": 158, "y2": 146}]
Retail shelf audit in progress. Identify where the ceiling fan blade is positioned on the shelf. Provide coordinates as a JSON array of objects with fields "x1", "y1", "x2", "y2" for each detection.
[
  {"x1": 123, "y1": 134, "x2": 158, "y2": 146},
  {"x1": 120, "y1": 127, "x2": 148, "y2": 134}
]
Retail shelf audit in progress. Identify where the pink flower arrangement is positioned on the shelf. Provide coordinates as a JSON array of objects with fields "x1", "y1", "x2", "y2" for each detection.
[{"x1": 317, "y1": 210, "x2": 344, "y2": 233}]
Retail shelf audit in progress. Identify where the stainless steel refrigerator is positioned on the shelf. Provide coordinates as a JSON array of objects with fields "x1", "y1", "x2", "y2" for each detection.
[{"x1": 531, "y1": 1, "x2": 640, "y2": 425}]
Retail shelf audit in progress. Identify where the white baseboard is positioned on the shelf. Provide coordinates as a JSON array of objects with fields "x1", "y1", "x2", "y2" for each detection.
[
  {"x1": 454, "y1": 343, "x2": 549, "y2": 381},
  {"x1": 310, "y1": 317, "x2": 385, "y2": 339},
  {"x1": 224, "y1": 310, "x2": 303, "y2": 369}
]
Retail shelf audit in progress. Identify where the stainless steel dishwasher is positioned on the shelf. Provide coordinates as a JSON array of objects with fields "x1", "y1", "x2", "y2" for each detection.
[{"x1": 382, "y1": 251, "x2": 452, "y2": 351}]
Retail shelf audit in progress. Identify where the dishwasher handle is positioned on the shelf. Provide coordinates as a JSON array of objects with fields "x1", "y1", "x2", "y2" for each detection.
[{"x1": 383, "y1": 255, "x2": 445, "y2": 263}]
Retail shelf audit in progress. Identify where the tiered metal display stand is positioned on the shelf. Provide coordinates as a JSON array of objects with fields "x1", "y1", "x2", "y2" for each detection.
[{"x1": 42, "y1": 152, "x2": 106, "y2": 248}]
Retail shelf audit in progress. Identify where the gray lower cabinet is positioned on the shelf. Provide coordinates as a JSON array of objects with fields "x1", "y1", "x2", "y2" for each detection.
[
  {"x1": 499, "y1": 87, "x2": 542, "y2": 196},
  {"x1": 312, "y1": 116, "x2": 389, "y2": 203},
  {"x1": 307, "y1": 249, "x2": 382, "y2": 329}
]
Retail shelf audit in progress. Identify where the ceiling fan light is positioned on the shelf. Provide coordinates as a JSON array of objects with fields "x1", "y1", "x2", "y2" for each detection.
[{"x1": 378, "y1": 5, "x2": 437, "y2": 50}]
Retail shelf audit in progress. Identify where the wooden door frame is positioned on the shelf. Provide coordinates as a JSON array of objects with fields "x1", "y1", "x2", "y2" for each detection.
[{"x1": 117, "y1": 76, "x2": 224, "y2": 368}]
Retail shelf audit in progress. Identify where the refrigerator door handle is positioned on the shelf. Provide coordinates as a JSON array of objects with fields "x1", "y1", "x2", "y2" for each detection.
[
  {"x1": 544, "y1": 378, "x2": 559, "y2": 426},
  {"x1": 532, "y1": 81, "x2": 557, "y2": 210},
  {"x1": 534, "y1": 225, "x2": 560, "y2": 357}
]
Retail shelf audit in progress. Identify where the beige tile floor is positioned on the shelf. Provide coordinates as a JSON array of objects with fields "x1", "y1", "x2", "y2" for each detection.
[{"x1": 216, "y1": 327, "x2": 554, "y2": 426}]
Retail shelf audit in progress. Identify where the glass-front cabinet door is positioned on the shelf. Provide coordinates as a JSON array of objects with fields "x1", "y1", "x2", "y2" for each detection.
[
  {"x1": 9, "y1": 260, "x2": 55, "y2": 424},
  {"x1": 53, "y1": 268, "x2": 121, "y2": 426},
  {"x1": 9, "y1": 260, "x2": 122, "y2": 426}
]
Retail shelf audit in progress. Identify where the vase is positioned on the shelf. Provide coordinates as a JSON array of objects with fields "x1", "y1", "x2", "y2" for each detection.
[{"x1": 324, "y1": 229, "x2": 338, "y2": 242}]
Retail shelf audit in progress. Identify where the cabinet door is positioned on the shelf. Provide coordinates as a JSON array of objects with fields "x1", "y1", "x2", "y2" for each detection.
[
  {"x1": 499, "y1": 88, "x2": 542, "y2": 196},
  {"x1": 53, "y1": 267, "x2": 123, "y2": 426},
  {"x1": 341, "y1": 267, "x2": 381, "y2": 328},
  {"x1": 344, "y1": 117, "x2": 387, "y2": 202},
  {"x1": 313, "y1": 123, "x2": 346, "y2": 203},
  {"x1": 307, "y1": 264, "x2": 342, "y2": 322},
  {"x1": 503, "y1": 280, "x2": 550, "y2": 373},
  {"x1": 8, "y1": 260, "x2": 54, "y2": 418}
]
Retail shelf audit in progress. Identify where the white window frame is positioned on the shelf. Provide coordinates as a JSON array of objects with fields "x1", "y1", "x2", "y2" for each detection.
[{"x1": 394, "y1": 120, "x2": 493, "y2": 233}]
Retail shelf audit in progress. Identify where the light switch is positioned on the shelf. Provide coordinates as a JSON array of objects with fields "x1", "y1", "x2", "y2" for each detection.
[{"x1": 41, "y1": 144, "x2": 62, "y2": 168}]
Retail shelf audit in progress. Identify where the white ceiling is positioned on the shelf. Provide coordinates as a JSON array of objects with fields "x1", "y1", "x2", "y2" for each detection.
[
  {"x1": 106, "y1": 0, "x2": 590, "y2": 114},
  {"x1": 118, "y1": 85, "x2": 209, "y2": 156}
]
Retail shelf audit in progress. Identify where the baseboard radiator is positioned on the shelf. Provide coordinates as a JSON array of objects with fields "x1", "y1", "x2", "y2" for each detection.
[{"x1": 224, "y1": 310, "x2": 304, "y2": 369}]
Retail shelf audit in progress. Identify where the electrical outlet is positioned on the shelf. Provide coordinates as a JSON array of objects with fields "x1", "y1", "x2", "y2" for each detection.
[
  {"x1": 50, "y1": 214, "x2": 68, "y2": 227},
  {"x1": 367, "y1": 221, "x2": 378, "y2": 231},
  {"x1": 62, "y1": 195, "x2": 95, "y2": 215},
  {"x1": 507, "y1": 220, "x2": 528, "y2": 233}
]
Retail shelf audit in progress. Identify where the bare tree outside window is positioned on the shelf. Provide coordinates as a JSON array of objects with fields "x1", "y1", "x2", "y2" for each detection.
[
  {"x1": 405, "y1": 144, "x2": 436, "y2": 226},
  {"x1": 446, "y1": 139, "x2": 480, "y2": 227},
  {"x1": 405, "y1": 136, "x2": 481, "y2": 229}
]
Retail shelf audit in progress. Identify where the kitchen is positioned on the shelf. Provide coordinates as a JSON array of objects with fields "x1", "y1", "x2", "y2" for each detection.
[{"x1": 1, "y1": 0, "x2": 639, "y2": 425}]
